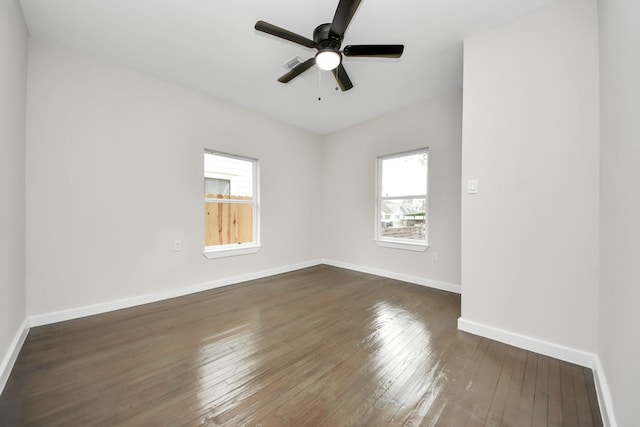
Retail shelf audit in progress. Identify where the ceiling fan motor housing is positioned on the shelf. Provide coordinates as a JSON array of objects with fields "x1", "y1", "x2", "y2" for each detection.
[{"x1": 313, "y1": 23, "x2": 342, "y2": 51}]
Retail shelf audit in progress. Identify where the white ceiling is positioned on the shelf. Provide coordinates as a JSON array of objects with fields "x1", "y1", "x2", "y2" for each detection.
[{"x1": 20, "y1": 0, "x2": 558, "y2": 135}]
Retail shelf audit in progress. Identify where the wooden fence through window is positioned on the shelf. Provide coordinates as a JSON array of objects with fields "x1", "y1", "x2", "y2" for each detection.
[{"x1": 205, "y1": 194, "x2": 253, "y2": 246}]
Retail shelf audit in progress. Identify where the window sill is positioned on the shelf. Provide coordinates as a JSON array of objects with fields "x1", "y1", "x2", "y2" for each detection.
[
  {"x1": 374, "y1": 239, "x2": 429, "y2": 252},
  {"x1": 203, "y1": 244, "x2": 261, "y2": 259}
]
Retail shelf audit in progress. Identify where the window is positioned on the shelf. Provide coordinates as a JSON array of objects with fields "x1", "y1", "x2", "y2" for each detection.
[
  {"x1": 375, "y1": 148, "x2": 429, "y2": 251},
  {"x1": 203, "y1": 150, "x2": 260, "y2": 258}
]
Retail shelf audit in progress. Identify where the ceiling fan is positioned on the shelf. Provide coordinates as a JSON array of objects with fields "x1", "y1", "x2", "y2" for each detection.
[{"x1": 255, "y1": 0, "x2": 404, "y2": 91}]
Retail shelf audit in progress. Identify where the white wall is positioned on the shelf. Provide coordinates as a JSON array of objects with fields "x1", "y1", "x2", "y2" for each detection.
[
  {"x1": 321, "y1": 92, "x2": 462, "y2": 287},
  {"x1": 598, "y1": 0, "x2": 640, "y2": 425},
  {"x1": 25, "y1": 41, "x2": 323, "y2": 316},
  {"x1": 0, "y1": 0, "x2": 28, "y2": 380},
  {"x1": 460, "y1": 0, "x2": 600, "y2": 352}
]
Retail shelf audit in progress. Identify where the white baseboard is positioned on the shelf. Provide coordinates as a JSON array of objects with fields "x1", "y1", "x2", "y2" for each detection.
[
  {"x1": 0, "y1": 319, "x2": 29, "y2": 395},
  {"x1": 458, "y1": 317, "x2": 616, "y2": 427},
  {"x1": 29, "y1": 259, "x2": 323, "y2": 327},
  {"x1": 592, "y1": 355, "x2": 618, "y2": 427},
  {"x1": 322, "y1": 258, "x2": 461, "y2": 294},
  {"x1": 457, "y1": 317, "x2": 595, "y2": 366}
]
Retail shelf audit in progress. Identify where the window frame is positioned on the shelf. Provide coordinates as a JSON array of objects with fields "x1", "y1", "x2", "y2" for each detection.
[
  {"x1": 375, "y1": 148, "x2": 429, "y2": 252},
  {"x1": 203, "y1": 149, "x2": 261, "y2": 259}
]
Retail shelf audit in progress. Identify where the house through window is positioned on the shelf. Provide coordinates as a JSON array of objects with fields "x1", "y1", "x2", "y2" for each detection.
[
  {"x1": 203, "y1": 150, "x2": 260, "y2": 258},
  {"x1": 204, "y1": 178, "x2": 230, "y2": 197},
  {"x1": 375, "y1": 148, "x2": 429, "y2": 251}
]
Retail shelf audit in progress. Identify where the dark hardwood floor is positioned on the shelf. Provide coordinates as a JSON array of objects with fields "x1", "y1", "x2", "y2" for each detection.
[{"x1": 0, "y1": 265, "x2": 602, "y2": 426}]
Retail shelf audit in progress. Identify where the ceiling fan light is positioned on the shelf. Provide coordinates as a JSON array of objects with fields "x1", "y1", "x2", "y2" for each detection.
[{"x1": 315, "y1": 50, "x2": 341, "y2": 70}]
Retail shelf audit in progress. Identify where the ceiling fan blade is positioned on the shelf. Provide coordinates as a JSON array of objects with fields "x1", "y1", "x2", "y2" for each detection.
[
  {"x1": 331, "y1": 64, "x2": 354, "y2": 91},
  {"x1": 329, "y1": 0, "x2": 362, "y2": 39},
  {"x1": 343, "y1": 45, "x2": 405, "y2": 58},
  {"x1": 255, "y1": 20, "x2": 316, "y2": 49},
  {"x1": 278, "y1": 57, "x2": 316, "y2": 83}
]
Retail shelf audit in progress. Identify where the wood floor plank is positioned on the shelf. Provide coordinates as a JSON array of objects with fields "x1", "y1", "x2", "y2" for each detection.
[
  {"x1": 466, "y1": 339, "x2": 510, "y2": 425},
  {"x1": 390, "y1": 329, "x2": 481, "y2": 426},
  {"x1": 423, "y1": 337, "x2": 492, "y2": 426},
  {"x1": 484, "y1": 346, "x2": 519, "y2": 426},
  {"x1": 514, "y1": 351, "x2": 538, "y2": 426},
  {"x1": 0, "y1": 266, "x2": 603, "y2": 426},
  {"x1": 560, "y1": 360, "x2": 580, "y2": 426},
  {"x1": 532, "y1": 354, "x2": 550, "y2": 427},
  {"x1": 547, "y1": 357, "x2": 564, "y2": 427},
  {"x1": 583, "y1": 367, "x2": 604, "y2": 427},
  {"x1": 497, "y1": 346, "x2": 528, "y2": 426},
  {"x1": 572, "y1": 364, "x2": 595, "y2": 427}
]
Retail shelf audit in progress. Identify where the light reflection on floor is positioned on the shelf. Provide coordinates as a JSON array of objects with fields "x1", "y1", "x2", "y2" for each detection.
[
  {"x1": 194, "y1": 317, "x2": 260, "y2": 421},
  {"x1": 370, "y1": 301, "x2": 432, "y2": 396}
]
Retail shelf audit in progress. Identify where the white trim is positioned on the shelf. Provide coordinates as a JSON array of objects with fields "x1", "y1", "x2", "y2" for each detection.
[
  {"x1": 321, "y1": 258, "x2": 461, "y2": 294},
  {"x1": 457, "y1": 317, "x2": 595, "y2": 367},
  {"x1": 202, "y1": 244, "x2": 261, "y2": 259},
  {"x1": 29, "y1": 259, "x2": 322, "y2": 327},
  {"x1": 374, "y1": 239, "x2": 429, "y2": 252},
  {"x1": 0, "y1": 319, "x2": 29, "y2": 394},
  {"x1": 592, "y1": 355, "x2": 618, "y2": 427},
  {"x1": 457, "y1": 317, "x2": 616, "y2": 427},
  {"x1": 203, "y1": 197, "x2": 254, "y2": 205}
]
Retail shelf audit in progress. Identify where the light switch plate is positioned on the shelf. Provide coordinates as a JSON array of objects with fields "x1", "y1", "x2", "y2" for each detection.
[{"x1": 467, "y1": 179, "x2": 479, "y2": 194}]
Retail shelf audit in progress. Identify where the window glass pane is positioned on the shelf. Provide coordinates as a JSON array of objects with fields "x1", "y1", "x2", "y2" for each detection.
[
  {"x1": 204, "y1": 153, "x2": 253, "y2": 199},
  {"x1": 204, "y1": 178, "x2": 230, "y2": 197},
  {"x1": 381, "y1": 153, "x2": 427, "y2": 197},
  {"x1": 380, "y1": 198, "x2": 426, "y2": 240},
  {"x1": 205, "y1": 203, "x2": 253, "y2": 246}
]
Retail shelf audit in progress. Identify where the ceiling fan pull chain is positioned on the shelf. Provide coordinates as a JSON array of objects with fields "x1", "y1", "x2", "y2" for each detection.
[{"x1": 318, "y1": 68, "x2": 322, "y2": 101}]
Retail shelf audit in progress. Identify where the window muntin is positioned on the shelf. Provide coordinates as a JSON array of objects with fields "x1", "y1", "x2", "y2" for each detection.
[
  {"x1": 204, "y1": 150, "x2": 258, "y2": 251},
  {"x1": 376, "y1": 149, "x2": 428, "y2": 247}
]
